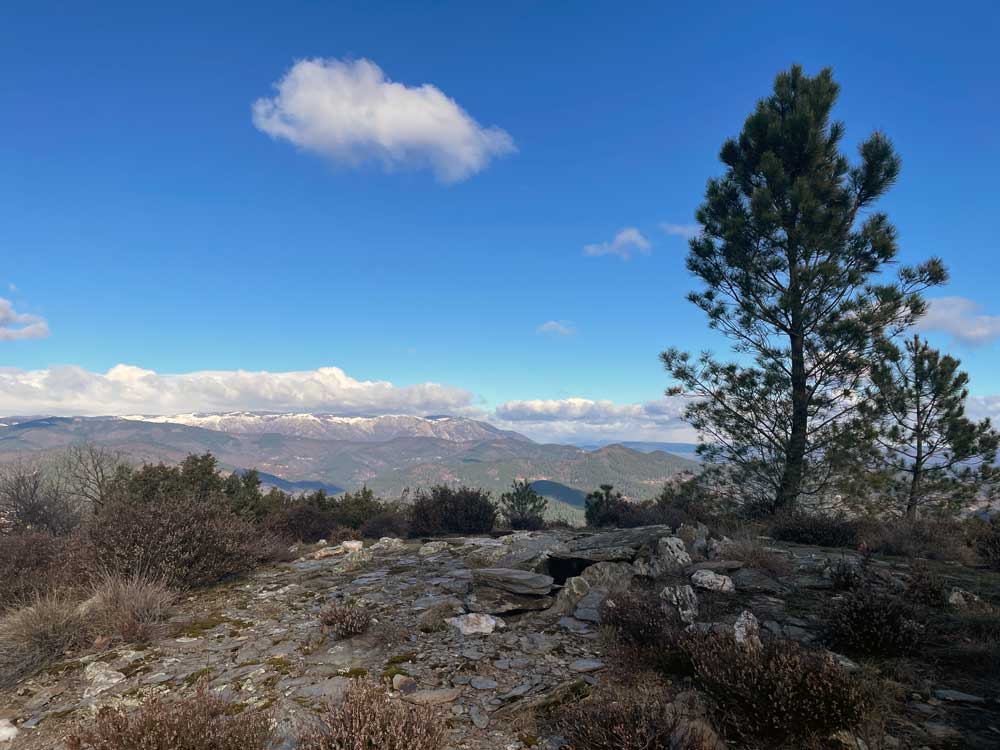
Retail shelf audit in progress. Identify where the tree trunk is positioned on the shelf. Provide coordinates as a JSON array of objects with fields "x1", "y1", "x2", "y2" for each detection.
[{"x1": 776, "y1": 322, "x2": 808, "y2": 512}]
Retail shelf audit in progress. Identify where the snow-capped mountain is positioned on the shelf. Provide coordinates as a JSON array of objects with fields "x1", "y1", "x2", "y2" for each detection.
[{"x1": 118, "y1": 412, "x2": 530, "y2": 443}]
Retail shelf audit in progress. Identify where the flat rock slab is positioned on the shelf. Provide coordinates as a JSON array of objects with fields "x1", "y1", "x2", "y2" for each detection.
[
  {"x1": 568, "y1": 659, "x2": 605, "y2": 673},
  {"x1": 403, "y1": 687, "x2": 464, "y2": 705},
  {"x1": 933, "y1": 689, "x2": 985, "y2": 704},
  {"x1": 566, "y1": 525, "x2": 674, "y2": 553},
  {"x1": 472, "y1": 568, "x2": 554, "y2": 595},
  {"x1": 688, "y1": 560, "x2": 744, "y2": 573}
]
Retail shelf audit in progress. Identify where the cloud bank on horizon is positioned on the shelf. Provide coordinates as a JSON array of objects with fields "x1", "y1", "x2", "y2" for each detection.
[
  {"x1": 917, "y1": 296, "x2": 1000, "y2": 345},
  {"x1": 0, "y1": 364, "x2": 696, "y2": 443},
  {"x1": 252, "y1": 58, "x2": 515, "y2": 183}
]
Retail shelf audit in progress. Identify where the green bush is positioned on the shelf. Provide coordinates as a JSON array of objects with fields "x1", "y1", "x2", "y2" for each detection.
[
  {"x1": 498, "y1": 480, "x2": 547, "y2": 530},
  {"x1": 682, "y1": 632, "x2": 874, "y2": 744},
  {"x1": 408, "y1": 485, "x2": 496, "y2": 536},
  {"x1": 359, "y1": 507, "x2": 410, "y2": 539}
]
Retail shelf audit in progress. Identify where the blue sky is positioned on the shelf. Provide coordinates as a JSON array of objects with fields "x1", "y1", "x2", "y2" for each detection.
[{"x1": 2, "y1": 1, "x2": 999, "y2": 442}]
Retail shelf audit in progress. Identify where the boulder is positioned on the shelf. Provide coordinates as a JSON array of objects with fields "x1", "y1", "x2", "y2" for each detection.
[
  {"x1": 731, "y1": 568, "x2": 786, "y2": 595},
  {"x1": 661, "y1": 584, "x2": 699, "y2": 624},
  {"x1": 579, "y1": 561, "x2": 635, "y2": 590},
  {"x1": 690, "y1": 569, "x2": 735, "y2": 593},
  {"x1": 341, "y1": 540, "x2": 364, "y2": 553},
  {"x1": 551, "y1": 576, "x2": 590, "y2": 615},
  {"x1": 633, "y1": 536, "x2": 692, "y2": 577},
  {"x1": 734, "y1": 610, "x2": 761, "y2": 646},
  {"x1": 371, "y1": 537, "x2": 405, "y2": 552},
  {"x1": 472, "y1": 568, "x2": 554, "y2": 596},
  {"x1": 0, "y1": 720, "x2": 18, "y2": 744},
  {"x1": 465, "y1": 586, "x2": 553, "y2": 615}
]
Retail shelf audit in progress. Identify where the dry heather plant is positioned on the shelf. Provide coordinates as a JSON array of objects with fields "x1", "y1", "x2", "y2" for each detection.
[
  {"x1": 320, "y1": 601, "x2": 371, "y2": 638},
  {"x1": 558, "y1": 682, "x2": 722, "y2": 750},
  {"x1": 87, "y1": 573, "x2": 175, "y2": 644},
  {"x1": 0, "y1": 592, "x2": 89, "y2": 687},
  {"x1": 417, "y1": 601, "x2": 461, "y2": 633},
  {"x1": 825, "y1": 584, "x2": 924, "y2": 656},
  {"x1": 682, "y1": 632, "x2": 874, "y2": 744},
  {"x1": 599, "y1": 587, "x2": 690, "y2": 676},
  {"x1": 298, "y1": 679, "x2": 446, "y2": 750},
  {"x1": 65, "y1": 687, "x2": 276, "y2": 750}
]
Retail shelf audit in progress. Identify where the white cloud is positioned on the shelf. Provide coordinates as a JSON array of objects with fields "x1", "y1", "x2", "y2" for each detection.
[
  {"x1": 661, "y1": 222, "x2": 700, "y2": 239},
  {"x1": 0, "y1": 364, "x2": 475, "y2": 417},
  {"x1": 493, "y1": 396, "x2": 693, "y2": 443},
  {"x1": 583, "y1": 228, "x2": 651, "y2": 260},
  {"x1": 916, "y1": 296, "x2": 1000, "y2": 345},
  {"x1": 0, "y1": 298, "x2": 49, "y2": 341},
  {"x1": 536, "y1": 320, "x2": 575, "y2": 337},
  {"x1": 252, "y1": 57, "x2": 515, "y2": 183}
]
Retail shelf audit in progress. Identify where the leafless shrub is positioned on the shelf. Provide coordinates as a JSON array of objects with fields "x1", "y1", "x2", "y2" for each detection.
[
  {"x1": 825, "y1": 583, "x2": 924, "y2": 656},
  {"x1": 723, "y1": 534, "x2": 793, "y2": 577},
  {"x1": 298, "y1": 679, "x2": 446, "y2": 750},
  {"x1": 65, "y1": 686, "x2": 276, "y2": 750},
  {"x1": 320, "y1": 601, "x2": 371, "y2": 638}
]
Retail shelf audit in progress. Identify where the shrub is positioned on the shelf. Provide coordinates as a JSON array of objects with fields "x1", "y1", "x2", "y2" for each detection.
[
  {"x1": 769, "y1": 511, "x2": 861, "y2": 548},
  {"x1": 860, "y1": 517, "x2": 976, "y2": 563},
  {"x1": 298, "y1": 679, "x2": 446, "y2": 750},
  {"x1": 967, "y1": 514, "x2": 1000, "y2": 569},
  {"x1": 829, "y1": 557, "x2": 866, "y2": 591},
  {"x1": 825, "y1": 584, "x2": 923, "y2": 656},
  {"x1": 263, "y1": 503, "x2": 339, "y2": 543},
  {"x1": 90, "y1": 494, "x2": 259, "y2": 588},
  {"x1": 334, "y1": 486, "x2": 383, "y2": 530},
  {"x1": 87, "y1": 573, "x2": 174, "y2": 644},
  {"x1": 0, "y1": 530, "x2": 94, "y2": 610},
  {"x1": 408, "y1": 485, "x2": 496, "y2": 536},
  {"x1": 682, "y1": 633, "x2": 874, "y2": 744},
  {"x1": 320, "y1": 601, "x2": 371, "y2": 638},
  {"x1": 558, "y1": 682, "x2": 721, "y2": 750},
  {"x1": 359, "y1": 507, "x2": 410, "y2": 539},
  {"x1": 499, "y1": 480, "x2": 548, "y2": 530},
  {"x1": 600, "y1": 587, "x2": 689, "y2": 675},
  {"x1": 905, "y1": 562, "x2": 949, "y2": 607},
  {"x1": 66, "y1": 687, "x2": 277, "y2": 750},
  {"x1": 0, "y1": 593, "x2": 88, "y2": 687}
]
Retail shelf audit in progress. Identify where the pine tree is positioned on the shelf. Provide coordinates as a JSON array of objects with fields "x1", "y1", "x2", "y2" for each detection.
[
  {"x1": 661, "y1": 65, "x2": 945, "y2": 513},
  {"x1": 498, "y1": 479, "x2": 548, "y2": 529},
  {"x1": 863, "y1": 336, "x2": 998, "y2": 517}
]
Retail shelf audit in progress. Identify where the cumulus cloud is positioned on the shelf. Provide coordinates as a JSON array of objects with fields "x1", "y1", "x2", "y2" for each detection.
[
  {"x1": 0, "y1": 298, "x2": 49, "y2": 341},
  {"x1": 252, "y1": 57, "x2": 515, "y2": 182},
  {"x1": 916, "y1": 296, "x2": 1000, "y2": 345},
  {"x1": 661, "y1": 222, "x2": 701, "y2": 239},
  {"x1": 0, "y1": 364, "x2": 475, "y2": 417},
  {"x1": 583, "y1": 228, "x2": 651, "y2": 260},
  {"x1": 536, "y1": 320, "x2": 575, "y2": 337},
  {"x1": 493, "y1": 396, "x2": 693, "y2": 443}
]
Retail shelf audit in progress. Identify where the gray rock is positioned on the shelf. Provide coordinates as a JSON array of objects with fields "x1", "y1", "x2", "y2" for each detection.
[
  {"x1": 551, "y1": 576, "x2": 591, "y2": 615},
  {"x1": 466, "y1": 586, "x2": 553, "y2": 615},
  {"x1": 932, "y1": 689, "x2": 985, "y2": 704},
  {"x1": 579, "y1": 561, "x2": 635, "y2": 590},
  {"x1": 472, "y1": 568, "x2": 554, "y2": 595},
  {"x1": 568, "y1": 659, "x2": 605, "y2": 673},
  {"x1": 471, "y1": 677, "x2": 498, "y2": 690},
  {"x1": 731, "y1": 568, "x2": 786, "y2": 595},
  {"x1": 403, "y1": 688, "x2": 464, "y2": 705},
  {"x1": 418, "y1": 541, "x2": 451, "y2": 556},
  {"x1": 574, "y1": 588, "x2": 609, "y2": 622},
  {"x1": 734, "y1": 610, "x2": 761, "y2": 646},
  {"x1": 446, "y1": 613, "x2": 504, "y2": 635},
  {"x1": 687, "y1": 560, "x2": 744, "y2": 573},
  {"x1": 661, "y1": 584, "x2": 699, "y2": 624}
]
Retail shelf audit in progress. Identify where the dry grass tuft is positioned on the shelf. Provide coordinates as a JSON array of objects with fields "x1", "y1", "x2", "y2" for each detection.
[
  {"x1": 0, "y1": 592, "x2": 88, "y2": 687},
  {"x1": 723, "y1": 534, "x2": 793, "y2": 577},
  {"x1": 87, "y1": 573, "x2": 175, "y2": 644},
  {"x1": 298, "y1": 679, "x2": 446, "y2": 750}
]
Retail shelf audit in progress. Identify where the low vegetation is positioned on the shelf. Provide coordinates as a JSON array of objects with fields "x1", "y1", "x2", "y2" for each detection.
[
  {"x1": 408, "y1": 484, "x2": 497, "y2": 536},
  {"x1": 825, "y1": 582, "x2": 924, "y2": 657},
  {"x1": 319, "y1": 600, "x2": 371, "y2": 638},
  {"x1": 298, "y1": 679, "x2": 446, "y2": 750},
  {"x1": 65, "y1": 687, "x2": 277, "y2": 750}
]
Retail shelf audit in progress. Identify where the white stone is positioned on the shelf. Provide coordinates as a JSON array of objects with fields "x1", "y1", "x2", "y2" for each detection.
[
  {"x1": 0, "y1": 720, "x2": 18, "y2": 744},
  {"x1": 445, "y1": 613, "x2": 504, "y2": 635},
  {"x1": 83, "y1": 661, "x2": 126, "y2": 699},
  {"x1": 371, "y1": 537, "x2": 405, "y2": 551},
  {"x1": 690, "y1": 569, "x2": 735, "y2": 592},
  {"x1": 734, "y1": 610, "x2": 761, "y2": 646},
  {"x1": 341, "y1": 540, "x2": 364, "y2": 553}
]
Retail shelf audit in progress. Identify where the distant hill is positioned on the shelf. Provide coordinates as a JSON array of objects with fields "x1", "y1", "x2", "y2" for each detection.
[
  {"x1": 0, "y1": 414, "x2": 698, "y2": 501},
  {"x1": 576, "y1": 440, "x2": 700, "y2": 459},
  {"x1": 529, "y1": 480, "x2": 589, "y2": 507}
]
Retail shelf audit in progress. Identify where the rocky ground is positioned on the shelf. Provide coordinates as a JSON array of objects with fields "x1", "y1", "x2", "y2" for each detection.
[{"x1": 1, "y1": 525, "x2": 998, "y2": 749}]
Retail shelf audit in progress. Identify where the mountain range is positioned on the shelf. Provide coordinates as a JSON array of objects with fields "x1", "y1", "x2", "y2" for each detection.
[{"x1": 0, "y1": 413, "x2": 698, "y2": 503}]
